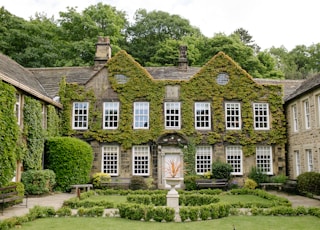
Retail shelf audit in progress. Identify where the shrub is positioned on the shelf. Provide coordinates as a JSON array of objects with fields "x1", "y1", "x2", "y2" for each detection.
[
  {"x1": 184, "y1": 175, "x2": 200, "y2": 191},
  {"x1": 92, "y1": 173, "x2": 111, "y2": 188},
  {"x1": 45, "y1": 137, "x2": 93, "y2": 191},
  {"x1": 130, "y1": 176, "x2": 147, "y2": 190},
  {"x1": 211, "y1": 161, "x2": 233, "y2": 180},
  {"x1": 243, "y1": 178, "x2": 258, "y2": 189},
  {"x1": 297, "y1": 172, "x2": 320, "y2": 195},
  {"x1": 21, "y1": 170, "x2": 56, "y2": 195},
  {"x1": 271, "y1": 174, "x2": 288, "y2": 183},
  {"x1": 56, "y1": 207, "x2": 72, "y2": 217},
  {"x1": 6, "y1": 181, "x2": 25, "y2": 201},
  {"x1": 248, "y1": 167, "x2": 268, "y2": 184}
]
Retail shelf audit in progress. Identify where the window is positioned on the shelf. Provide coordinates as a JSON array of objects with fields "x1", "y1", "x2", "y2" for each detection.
[
  {"x1": 253, "y1": 103, "x2": 269, "y2": 130},
  {"x1": 306, "y1": 149, "x2": 313, "y2": 172},
  {"x1": 195, "y1": 102, "x2": 211, "y2": 129},
  {"x1": 15, "y1": 93, "x2": 21, "y2": 125},
  {"x1": 304, "y1": 100, "x2": 310, "y2": 129},
  {"x1": 165, "y1": 102, "x2": 181, "y2": 129},
  {"x1": 225, "y1": 102, "x2": 241, "y2": 130},
  {"x1": 134, "y1": 102, "x2": 149, "y2": 129},
  {"x1": 256, "y1": 146, "x2": 273, "y2": 175},
  {"x1": 292, "y1": 105, "x2": 298, "y2": 132},
  {"x1": 195, "y1": 146, "x2": 212, "y2": 174},
  {"x1": 72, "y1": 102, "x2": 89, "y2": 129},
  {"x1": 226, "y1": 146, "x2": 242, "y2": 175},
  {"x1": 295, "y1": 150, "x2": 301, "y2": 176},
  {"x1": 102, "y1": 146, "x2": 119, "y2": 176},
  {"x1": 132, "y1": 146, "x2": 150, "y2": 176},
  {"x1": 42, "y1": 104, "x2": 47, "y2": 129},
  {"x1": 103, "y1": 102, "x2": 119, "y2": 129}
]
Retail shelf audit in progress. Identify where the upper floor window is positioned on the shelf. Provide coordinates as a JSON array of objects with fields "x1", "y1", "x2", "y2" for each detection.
[
  {"x1": 304, "y1": 100, "x2": 310, "y2": 129},
  {"x1": 165, "y1": 102, "x2": 181, "y2": 129},
  {"x1": 134, "y1": 102, "x2": 149, "y2": 129},
  {"x1": 256, "y1": 146, "x2": 273, "y2": 175},
  {"x1": 225, "y1": 102, "x2": 241, "y2": 130},
  {"x1": 15, "y1": 93, "x2": 21, "y2": 125},
  {"x1": 72, "y1": 102, "x2": 89, "y2": 130},
  {"x1": 306, "y1": 149, "x2": 313, "y2": 172},
  {"x1": 195, "y1": 146, "x2": 212, "y2": 175},
  {"x1": 295, "y1": 150, "x2": 301, "y2": 177},
  {"x1": 292, "y1": 105, "x2": 298, "y2": 132},
  {"x1": 195, "y1": 102, "x2": 211, "y2": 130},
  {"x1": 226, "y1": 146, "x2": 242, "y2": 175},
  {"x1": 132, "y1": 145, "x2": 150, "y2": 176},
  {"x1": 253, "y1": 103, "x2": 269, "y2": 130},
  {"x1": 103, "y1": 102, "x2": 119, "y2": 129},
  {"x1": 102, "y1": 145, "x2": 119, "y2": 176}
]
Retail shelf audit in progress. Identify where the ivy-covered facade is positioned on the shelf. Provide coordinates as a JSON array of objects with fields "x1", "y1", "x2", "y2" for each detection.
[{"x1": 1, "y1": 37, "x2": 308, "y2": 188}]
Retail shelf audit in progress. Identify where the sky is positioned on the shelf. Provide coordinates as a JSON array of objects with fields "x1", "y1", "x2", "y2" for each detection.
[{"x1": 1, "y1": 0, "x2": 319, "y2": 51}]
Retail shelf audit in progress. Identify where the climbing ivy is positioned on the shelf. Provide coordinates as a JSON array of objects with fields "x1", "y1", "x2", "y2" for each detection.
[
  {"x1": 23, "y1": 96, "x2": 45, "y2": 170},
  {"x1": 59, "y1": 51, "x2": 286, "y2": 156},
  {"x1": 0, "y1": 80, "x2": 19, "y2": 186},
  {"x1": 47, "y1": 105, "x2": 61, "y2": 137}
]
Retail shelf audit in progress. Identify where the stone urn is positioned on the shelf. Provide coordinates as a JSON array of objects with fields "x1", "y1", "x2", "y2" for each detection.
[{"x1": 165, "y1": 177, "x2": 182, "y2": 194}]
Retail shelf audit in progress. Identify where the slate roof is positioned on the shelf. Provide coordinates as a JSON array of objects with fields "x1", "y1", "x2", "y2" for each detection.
[
  {"x1": 0, "y1": 53, "x2": 61, "y2": 107},
  {"x1": 285, "y1": 74, "x2": 320, "y2": 102},
  {"x1": 29, "y1": 66, "x2": 100, "y2": 98}
]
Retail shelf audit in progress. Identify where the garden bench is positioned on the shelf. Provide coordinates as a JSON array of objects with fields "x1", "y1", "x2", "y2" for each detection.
[
  {"x1": 101, "y1": 178, "x2": 131, "y2": 189},
  {"x1": 260, "y1": 182, "x2": 283, "y2": 190},
  {"x1": 196, "y1": 179, "x2": 229, "y2": 190},
  {"x1": 71, "y1": 184, "x2": 93, "y2": 194},
  {"x1": 0, "y1": 185, "x2": 27, "y2": 215}
]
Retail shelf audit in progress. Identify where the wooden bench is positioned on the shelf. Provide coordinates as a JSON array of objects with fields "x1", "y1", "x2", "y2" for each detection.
[
  {"x1": 0, "y1": 185, "x2": 27, "y2": 215},
  {"x1": 196, "y1": 179, "x2": 229, "y2": 190},
  {"x1": 101, "y1": 178, "x2": 131, "y2": 189},
  {"x1": 71, "y1": 184, "x2": 93, "y2": 194},
  {"x1": 260, "y1": 182, "x2": 283, "y2": 190}
]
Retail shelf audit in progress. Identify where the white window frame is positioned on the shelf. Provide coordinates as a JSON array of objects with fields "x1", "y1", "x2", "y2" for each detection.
[
  {"x1": 295, "y1": 150, "x2": 301, "y2": 177},
  {"x1": 132, "y1": 145, "x2": 150, "y2": 176},
  {"x1": 103, "y1": 102, "x2": 120, "y2": 129},
  {"x1": 304, "y1": 100, "x2": 310, "y2": 129},
  {"x1": 102, "y1": 145, "x2": 119, "y2": 176},
  {"x1": 165, "y1": 102, "x2": 181, "y2": 129},
  {"x1": 15, "y1": 93, "x2": 21, "y2": 125},
  {"x1": 225, "y1": 102, "x2": 241, "y2": 130},
  {"x1": 42, "y1": 104, "x2": 47, "y2": 129},
  {"x1": 195, "y1": 102, "x2": 211, "y2": 130},
  {"x1": 133, "y1": 102, "x2": 149, "y2": 129},
  {"x1": 226, "y1": 146, "x2": 243, "y2": 175},
  {"x1": 318, "y1": 95, "x2": 320, "y2": 127},
  {"x1": 292, "y1": 105, "x2": 298, "y2": 132},
  {"x1": 253, "y1": 103, "x2": 269, "y2": 130},
  {"x1": 72, "y1": 102, "x2": 89, "y2": 130},
  {"x1": 195, "y1": 146, "x2": 212, "y2": 175},
  {"x1": 256, "y1": 146, "x2": 273, "y2": 175},
  {"x1": 306, "y1": 149, "x2": 313, "y2": 172}
]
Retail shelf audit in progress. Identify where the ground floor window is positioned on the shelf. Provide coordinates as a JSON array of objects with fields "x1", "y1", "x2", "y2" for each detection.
[
  {"x1": 102, "y1": 145, "x2": 119, "y2": 176},
  {"x1": 195, "y1": 146, "x2": 212, "y2": 175},
  {"x1": 294, "y1": 150, "x2": 301, "y2": 176},
  {"x1": 132, "y1": 145, "x2": 150, "y2": 176},
  {"x1": 306, "y1": 149, "x2": 313, "y2": 172},
  {"x1": 256, "y1": 146, "x2": 273, "y2": 175},
  {"x1": 226, "y1": 146, "x2": 242, "y2": 175}
]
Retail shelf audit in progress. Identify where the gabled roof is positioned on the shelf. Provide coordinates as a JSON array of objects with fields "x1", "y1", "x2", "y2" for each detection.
[
  {"x1": 29, "y1": 66, "x2": 100, "y2": 98},
  {"x1": 0, "y1": 53, "x2": 62, "y2": 108},
  {"x1": 285, "y1": 74, "x2": 320, "y2": 102}
]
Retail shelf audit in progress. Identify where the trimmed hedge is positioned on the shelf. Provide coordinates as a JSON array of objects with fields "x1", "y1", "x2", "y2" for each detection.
[
  {"x1": 45, "y1": 137, "x2": 93, "y2": 191},
  {"x1": 21, "y1": 169, "x2": 56, "y2": 195}
]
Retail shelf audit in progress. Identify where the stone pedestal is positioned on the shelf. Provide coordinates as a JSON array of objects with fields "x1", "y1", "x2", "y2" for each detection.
[{"x1": 165, "y1": 178, "x2": 182, "y2": 211}]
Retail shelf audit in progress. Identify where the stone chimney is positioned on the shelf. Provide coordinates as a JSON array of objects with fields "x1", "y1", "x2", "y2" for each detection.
[
  {"x1": 94, "y1": 36, "x2": 111, "y2": 66},
  {"x1": 178, "y1": 45, "x2": 188, "y2": 71}
]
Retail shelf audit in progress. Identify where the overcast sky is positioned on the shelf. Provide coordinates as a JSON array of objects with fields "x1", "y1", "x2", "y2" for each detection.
[{"x1": 1, "y1": 0, "x2": 319, "y2": 50}]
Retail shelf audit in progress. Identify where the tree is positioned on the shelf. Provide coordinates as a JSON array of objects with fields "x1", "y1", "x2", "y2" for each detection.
[
  {"x1": 124, "y1": 9, "x2": 202, "y2": 65},
  {"x1": 232, "y1": 27, "x2": 260, "y2": 53}
]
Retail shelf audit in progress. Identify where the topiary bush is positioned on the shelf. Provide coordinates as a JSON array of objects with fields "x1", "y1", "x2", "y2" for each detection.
[
  {"x1": 91, "y1": 172, "x2": 111, "y2": 188},
  {"x1": 297, "y1": 172, "x2": 320, "y2": 196},
  {"x1": 130, "y1": 176, "x2": 147, "y2": 190},
  {"x1": 45, "y1": 137, "x2": 93, "y2": 191},
  {"x1": 21, "y1": 169, "x2": 56, "y2": 195},
  {"x1": 244, "y1": 178, "x2": 258, "y2": 189},
  {"x1": 211, "y1": 161, "x2": 233, "y2": 180}
]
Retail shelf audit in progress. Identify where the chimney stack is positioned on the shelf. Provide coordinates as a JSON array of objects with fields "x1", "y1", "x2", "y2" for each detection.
[
  {"x1": 178, "y1": 45, "x2": 188, "y2": 71},
  {"x1": 94, "y1": 36, "x2": 111, "y2": 66}
]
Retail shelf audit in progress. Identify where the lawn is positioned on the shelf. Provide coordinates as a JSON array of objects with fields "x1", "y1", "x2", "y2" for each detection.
[{"x1": 20, "y1": 216, "x2": 320, "y2": 230}]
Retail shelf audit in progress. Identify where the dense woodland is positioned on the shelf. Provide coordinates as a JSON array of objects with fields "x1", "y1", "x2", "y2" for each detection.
[{"x1": 1, "y1": 3, "x2": 319, "y2": 79}]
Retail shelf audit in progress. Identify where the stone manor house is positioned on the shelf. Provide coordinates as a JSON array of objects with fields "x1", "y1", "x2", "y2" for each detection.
[{"x1": 0, "y1": 37, "x2": 318, "y2": 188}]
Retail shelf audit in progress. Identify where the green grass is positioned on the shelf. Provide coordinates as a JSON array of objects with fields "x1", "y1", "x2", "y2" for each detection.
[
  {"x1": 219, "y1": 194, "x2": 273, "y2": 204},
  {"x1": 19, "y1": 216, "x2": 320, "y2": 230}
]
